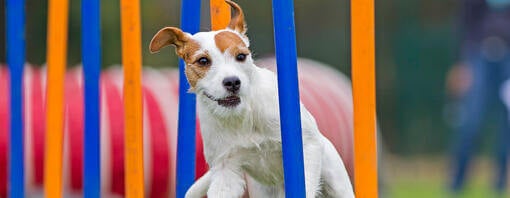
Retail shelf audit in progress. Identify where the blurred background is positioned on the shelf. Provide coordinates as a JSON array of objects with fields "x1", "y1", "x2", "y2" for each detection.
[{"x1": 1, "y1": 0, "x2": 509, "y2": 197}]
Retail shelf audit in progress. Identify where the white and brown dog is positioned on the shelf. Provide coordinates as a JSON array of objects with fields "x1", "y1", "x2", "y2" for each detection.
[{"x1": 149, "y1": 1, "x2": 354, "y2": 197}]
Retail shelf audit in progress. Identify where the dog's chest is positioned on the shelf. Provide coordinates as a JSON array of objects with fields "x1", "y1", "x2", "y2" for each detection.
[
  {"x1": 239, "y1": 140, "x2": 284, "y2": 185},
  {"x1": 202, "y1": 126, "x2": 285, "y2": 185}
]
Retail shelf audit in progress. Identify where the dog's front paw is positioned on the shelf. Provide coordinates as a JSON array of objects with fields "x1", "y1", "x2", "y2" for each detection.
[
  {"x1": 185, "y1": 189, "x2": 203, "y2": 198},
  {"x1": 207, "y1": 174, "x2": 246, "y2": 198}
]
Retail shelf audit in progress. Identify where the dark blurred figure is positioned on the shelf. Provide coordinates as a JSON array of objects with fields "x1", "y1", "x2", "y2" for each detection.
[{"x1": 449, "y1": 0, "x2": 510, "y2": 194}]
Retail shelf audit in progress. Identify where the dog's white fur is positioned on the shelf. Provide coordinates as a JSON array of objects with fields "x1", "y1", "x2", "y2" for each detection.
[{"x1": 150, "y1": 1, "x2": 354, "y2": 197}]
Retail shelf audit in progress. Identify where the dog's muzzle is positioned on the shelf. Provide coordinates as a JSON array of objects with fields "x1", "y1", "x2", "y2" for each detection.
[{"x1": 204, "y1": 92, "x2": 241, "y2": 108}]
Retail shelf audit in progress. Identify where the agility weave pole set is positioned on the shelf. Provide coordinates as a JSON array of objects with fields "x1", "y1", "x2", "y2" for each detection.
[{"x1": 5, "y1": 0, "x2": 377, "y2": 197}]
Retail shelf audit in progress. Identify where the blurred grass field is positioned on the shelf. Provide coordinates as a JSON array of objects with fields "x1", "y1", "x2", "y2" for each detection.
[{"x1": 385, "y1": 156, "x2": 509, "y2": 198}]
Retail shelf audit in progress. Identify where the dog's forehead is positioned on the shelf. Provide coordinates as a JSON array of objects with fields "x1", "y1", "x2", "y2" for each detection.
[
  {"x1": 190, "y1": 32, "x2": 217, "y2": 52},
  {"x1": 191, "y1": 30, "x2": 248, "y2": 54}
]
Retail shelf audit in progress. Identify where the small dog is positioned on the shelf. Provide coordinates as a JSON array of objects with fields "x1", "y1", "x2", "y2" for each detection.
[{"x1": 149, "y1": 1, "x2": 354, "y2": 197}]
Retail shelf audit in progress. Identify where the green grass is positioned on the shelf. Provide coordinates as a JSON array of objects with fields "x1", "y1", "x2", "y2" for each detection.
[
  {"x1": 384, "y1": 156, "x2": 509, "y2": 198},
  {"x1": 387, "y1": 179, "x2": 507, "y2": 198}
]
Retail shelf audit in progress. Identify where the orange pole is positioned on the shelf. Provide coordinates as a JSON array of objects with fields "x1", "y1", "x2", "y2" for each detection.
[
  {"x1": 351, "y1": 0, "x2": 378, "y2": 197},
  {"x1": 210, "y1": 0, "x2": 230, "y2": 30},
  {"x1": 120, "y1": 0, "x2": 144, "y2": 196},
  {"x1": 44, "y1": 0, "x2": 69, "y2": 196}
]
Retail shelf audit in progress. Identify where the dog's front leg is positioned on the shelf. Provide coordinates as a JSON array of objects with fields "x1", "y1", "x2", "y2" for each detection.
[
  {"x1": 207, "y1": 167, "x2": 246, "y2": 198},
  {"x1": 185, "y1": 171, "x2": 213, "y2": 198},
  {"x1": 303, "y1": 137, "x2": 323, "y2": 198}
]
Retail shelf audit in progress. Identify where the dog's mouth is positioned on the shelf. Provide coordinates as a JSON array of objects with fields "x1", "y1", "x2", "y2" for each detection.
[{"x1": 204, "y1": 92, "x2": 241, "y2": 108}]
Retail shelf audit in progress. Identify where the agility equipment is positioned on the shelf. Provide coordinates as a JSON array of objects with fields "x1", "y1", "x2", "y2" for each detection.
[{"x1": 3, "y1": 0, "x2": 377, "y2": 196}]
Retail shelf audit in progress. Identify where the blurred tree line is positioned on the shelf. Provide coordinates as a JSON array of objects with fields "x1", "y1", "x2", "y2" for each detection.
[{"x1": 2, "y1": 0, "x2": 480, "y2": 156}]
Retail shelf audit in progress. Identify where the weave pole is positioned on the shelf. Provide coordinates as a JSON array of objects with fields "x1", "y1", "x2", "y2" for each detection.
[
  {"x1": 82, "y1": 0, "x2": 101, "y2": 196},
  {"x1": 210, "y1": 0, "x2": 230, "y2": 30},
  {"x1": 44, "y1": 0, "x2": 69, "y2": 195},
  {"x1": 6, "y1": 0, "x2": 26, "y2": 196},
  {"x1": 175, "y1": 0, "x2": 201, "y2": 197},
  {"x1": 120, "y1": 0, "x2": 144, "y2": 195},
  {"x1": 271, "y1": 0, "x2": 306, "y2": 197},
  {"x1": 351, "y1": 0, "x2": 378, "y2": 197}
]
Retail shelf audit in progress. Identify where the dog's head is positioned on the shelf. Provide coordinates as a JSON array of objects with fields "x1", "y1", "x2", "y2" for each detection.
[{"x1": 150, "y1": 0, "x2": 254, "y2": 115}]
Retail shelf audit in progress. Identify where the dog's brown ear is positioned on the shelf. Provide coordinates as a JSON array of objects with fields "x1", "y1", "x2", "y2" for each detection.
[
  {"x1": 225, "y1": 0, "x2": 246, "y2": 35},
  {"x1": 149, "y1": 27, "x2": 189, "y2": 53}
]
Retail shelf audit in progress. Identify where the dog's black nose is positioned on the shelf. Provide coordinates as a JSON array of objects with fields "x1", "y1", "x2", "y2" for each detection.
[{"x1": 223, "y1": 76, "x2": 241, "y2": 93}]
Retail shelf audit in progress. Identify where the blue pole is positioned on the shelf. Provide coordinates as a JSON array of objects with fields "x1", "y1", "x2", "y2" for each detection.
[
  {"x1": 6, "y1": 0, "x2": 26, "y2": 196},
  {"x1": 271, "y1": 0, "x2": 306, "y2": 197},
  {"x1": 82, "y1": 0, "x2": 101, "y2": 196},
  {"x1": 176, "y1": 0, "x2": 201, "y2": 197}
]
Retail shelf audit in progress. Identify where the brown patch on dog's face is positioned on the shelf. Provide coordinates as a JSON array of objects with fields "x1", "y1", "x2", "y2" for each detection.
[
  {"x1": 175, "y1": 40, "x2": 212, "y2": 90},
  {"x1": 214, "y1": 31, "x2": 248, "y2": 55},
  {"x1": 150, "y1": 27, "x2": 213, "y2": 90},
  {"x1": 184, "y1": 51, "x2": 212, "y2": 89},
  {"x1": 175, "y1": 39, "x2": 200, "y2": 62}
]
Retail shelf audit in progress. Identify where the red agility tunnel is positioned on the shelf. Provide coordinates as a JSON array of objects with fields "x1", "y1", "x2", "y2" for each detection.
[{"x1": 0, "y1": 57, "x2": 354, "y2": 197}]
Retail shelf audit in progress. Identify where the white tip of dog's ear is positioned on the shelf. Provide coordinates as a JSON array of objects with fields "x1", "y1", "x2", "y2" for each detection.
[
  {"x1": 225, "y1": 0, "x2": 247, "y2": 35},
  {"x1": 149, "y1": 27, "x2": 188, "y2": 54}
]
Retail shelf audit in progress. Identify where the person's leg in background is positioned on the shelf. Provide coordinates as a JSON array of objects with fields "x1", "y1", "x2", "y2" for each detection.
[
  {"x1": 494, "y1": 106, "x2": 509, "y2": 192},
  {"x1": 451, "y1": 54, "x2": 489, "y2": 192},
  {"x1": 495, "y1": 54, "x2": 510, "y2": 192}
]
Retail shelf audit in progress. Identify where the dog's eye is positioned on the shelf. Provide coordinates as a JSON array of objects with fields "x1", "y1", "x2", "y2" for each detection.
[
  {"x1": 236, "y1": 53, "x2": 247, "y2": 62},
  {"x1": 196, "y1": 57, "x2": 211, "y2": 66}
]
